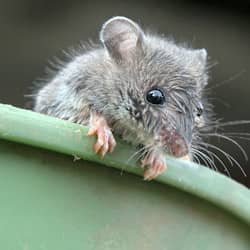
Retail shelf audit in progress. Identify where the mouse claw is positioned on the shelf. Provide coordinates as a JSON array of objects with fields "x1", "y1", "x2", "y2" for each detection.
[
  {"x1": 141, "y1": 152, "x2": 167, "y2": 181},
  {"x1": 108, "y1": 133, "x2": 116, "y2": 153},
  {"x1": 88, "y1": 112, "x2": 116, "y2": 158},
  {"x1": 181, "y1": 154, "x2": 191, "y2": 161}
]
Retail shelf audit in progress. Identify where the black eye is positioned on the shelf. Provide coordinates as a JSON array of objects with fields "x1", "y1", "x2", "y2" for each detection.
[
  {"x1": 196, "y1": 102, "x2": 203, "y2": 117},
  {"x1": 146, "y1": 89, "x2": 166, "y2": 105}
]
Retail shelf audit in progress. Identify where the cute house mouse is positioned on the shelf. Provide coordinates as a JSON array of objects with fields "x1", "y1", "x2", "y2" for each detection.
[{"x1": 34, "y1": 16, "x2": 209, "y2": 180}]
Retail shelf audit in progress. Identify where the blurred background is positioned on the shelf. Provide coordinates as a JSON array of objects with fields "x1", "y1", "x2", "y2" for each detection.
[{"x1": 0, "y1": 0, "x2": 249, "y2": 187}]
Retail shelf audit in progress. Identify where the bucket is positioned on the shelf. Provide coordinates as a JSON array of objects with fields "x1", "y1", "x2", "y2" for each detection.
[{"x1": 0, "y1": 104, "x2": 249, "y2": 250}]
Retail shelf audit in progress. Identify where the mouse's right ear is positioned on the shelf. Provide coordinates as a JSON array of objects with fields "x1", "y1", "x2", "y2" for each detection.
[{"x1": 100, "y1": 16, "x2": 144, "y2": 63}]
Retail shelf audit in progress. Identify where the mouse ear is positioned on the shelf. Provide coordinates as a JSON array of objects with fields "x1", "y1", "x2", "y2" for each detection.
[
  {"x1": 100, "y1": 16, "x2": 144, "y2": 62},
  {"x1": 194, "y1": 48, "x2": 208, "y2": 87},
  {"x1": 196, "y1": 49, "x2": 207, "y2": 65}
]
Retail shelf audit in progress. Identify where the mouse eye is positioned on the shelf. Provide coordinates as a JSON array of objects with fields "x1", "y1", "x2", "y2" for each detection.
[
  {"x1": 196, "y1": 102, "x2": 203, "y2": 117},
  {"x1": 146, "y1": 88, "x2": 166, "y2": 105}
]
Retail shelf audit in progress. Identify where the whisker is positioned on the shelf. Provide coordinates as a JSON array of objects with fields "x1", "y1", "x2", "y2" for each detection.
[
  {"x1": 125, "y1": 143, "x2": 154, "y2": 164},
  {"x1": 193, "y1": 147, "x2": 218, "y2": 172},
  {"x1": 222, "y1": 136, "x2": 250, "y2": 141},
  {"x1": 204, "y1": 120, "x2": 250, "y2": 129},
  {"x1": 198, "y1": 141, "x2": 247, "y2": 177},
  {"x1": 191, "y1": 148, "x2": 217, "y2": 171},
  {"x1": 221, "y1": 132, "x2": 250, "y2": 136},
  {"x1": 200, "y1": 133, "x2": 248, "y2": 161},
  {"x1": 194, "y1": 145, "x2": 231, "y2": 177},
  {"x1": 206, "y1": 97, "x2": 231, "y2": 108},
  {"x1": 215, "y1": 132, "x2": 250, "y2": 141},
  {"x1": 190, "y1": 150, "x2": 201, "y2": 165},
  {"x1": 205, "y1": 70, "x2": 246, "y2": 91},
  {"x1": 121, "y1": 144, "x2": 154, "y2": 176},
  {"x1": 191, "y1": 148, "x2": 208, "y2": 167}
]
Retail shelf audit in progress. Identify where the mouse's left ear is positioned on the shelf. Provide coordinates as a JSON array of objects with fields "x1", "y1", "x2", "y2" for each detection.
[
  {"x1": 196, "y1": 49, "x2": 207, "y2": 66},
  {"x1": 100, "y1": 16, "x2": 144, "y2": 63},
  {"x1": 193, "y1": 48, "x2": 208, "y2": 87}
]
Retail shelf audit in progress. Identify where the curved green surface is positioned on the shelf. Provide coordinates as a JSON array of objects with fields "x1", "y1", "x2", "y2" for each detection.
[
  {"x1": 0, "y1": 104, "x2": 249, "y2": 249},
  {"x1": 0, "y1": 104, "x2": 249, "y2": 224}
]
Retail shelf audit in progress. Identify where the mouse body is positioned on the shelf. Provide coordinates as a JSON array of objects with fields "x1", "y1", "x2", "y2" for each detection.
[{"x1": 34, "y1": 16, "x2": 210, "y2": 180}]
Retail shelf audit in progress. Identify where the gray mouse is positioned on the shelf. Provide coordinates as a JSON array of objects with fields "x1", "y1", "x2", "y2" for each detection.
[{"x1": 33, "y1": 16, "x2": 209, "y2": 180}]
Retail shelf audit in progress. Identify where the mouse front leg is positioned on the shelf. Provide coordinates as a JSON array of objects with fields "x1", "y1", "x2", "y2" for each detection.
[
  {"x1": 141, "y1": 151, "x2": 167, "y2": 181},
  {"x1": 87, "y1": 111, "x2": 116, "y2": 158}
]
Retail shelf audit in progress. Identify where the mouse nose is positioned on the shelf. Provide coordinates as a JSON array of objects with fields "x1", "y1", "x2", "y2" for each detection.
[
  {"x1": 170, "y1": 135, "x2": 189, "y2": 157},
  {"x1": 159, "y1": 128, "x2": 189, "y2": 157}
]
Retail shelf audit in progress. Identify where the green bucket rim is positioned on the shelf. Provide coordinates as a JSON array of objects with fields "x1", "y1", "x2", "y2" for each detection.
[{"x1": 0, "y1": 104, "x2": 249, "y2": 225}]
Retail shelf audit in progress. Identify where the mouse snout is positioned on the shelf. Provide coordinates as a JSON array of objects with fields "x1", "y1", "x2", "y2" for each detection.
[
  {"x1": 170, "y1": 135, "x2": 188, "y2": 157},
  {"x1": 158, "y1": 128, "x2": 189, "y2": 157}
]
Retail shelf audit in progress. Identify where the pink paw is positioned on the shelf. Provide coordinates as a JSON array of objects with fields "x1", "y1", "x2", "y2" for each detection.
[
  {"x1": 88, "y1": 113, "x2": 116, "y2": 158},
  {"x1": 141, "y1": 151, "x2": 167, "y2": 181}
]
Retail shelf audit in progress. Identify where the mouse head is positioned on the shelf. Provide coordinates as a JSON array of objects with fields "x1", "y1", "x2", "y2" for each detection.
[{"x1": 100, "y1": 16, "x2": 209, "y2": 157}]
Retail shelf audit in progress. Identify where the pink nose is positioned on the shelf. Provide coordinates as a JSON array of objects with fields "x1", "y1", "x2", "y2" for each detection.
[
  {"x1": 159, "y1": 128, "x2": 188, "y2": 157},
  {"x1": 170, "y1": 135, "x2": 188, "y2": 157}
]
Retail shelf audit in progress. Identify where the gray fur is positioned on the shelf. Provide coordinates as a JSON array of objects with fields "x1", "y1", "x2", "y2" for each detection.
[{"x1": 34, "y1": 16, "x2": 210, "y2": 157}]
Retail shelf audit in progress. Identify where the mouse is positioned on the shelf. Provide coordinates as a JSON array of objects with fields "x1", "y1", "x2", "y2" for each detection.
[{"x1": 33, "y1": 16, "x2": 210, "y2": 180}]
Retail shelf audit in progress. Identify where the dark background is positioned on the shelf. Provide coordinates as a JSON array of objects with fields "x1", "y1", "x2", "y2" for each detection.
[{"x1": 0, "y1": 0, "x2": 249, "y2": 187}]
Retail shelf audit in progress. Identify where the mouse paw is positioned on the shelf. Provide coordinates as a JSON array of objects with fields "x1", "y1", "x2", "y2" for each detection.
[
  {"x1": 88, "y1": 112, "x2": 116, "y2": 158},
  {"x1": 141, "y1": 151, "x2": 167, "y2": 181}
]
